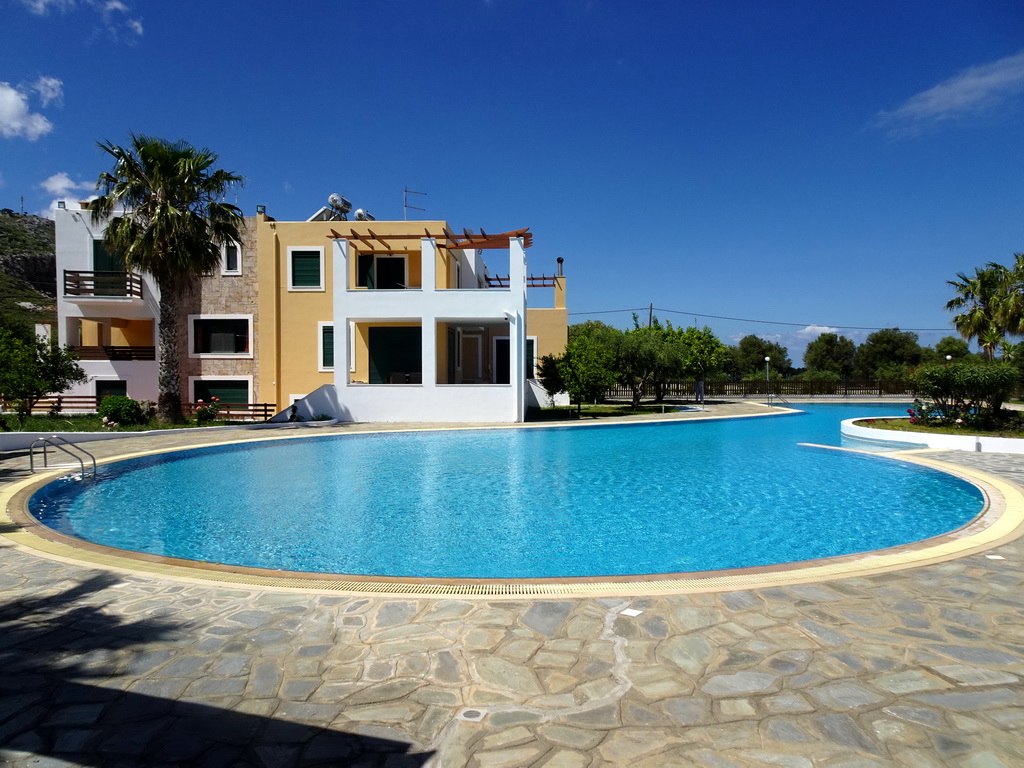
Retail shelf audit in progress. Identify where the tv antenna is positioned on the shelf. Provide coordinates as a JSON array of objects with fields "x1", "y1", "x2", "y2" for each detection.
[{"x1": 403, "y1": 187, "x2": 426, "y2": 220}]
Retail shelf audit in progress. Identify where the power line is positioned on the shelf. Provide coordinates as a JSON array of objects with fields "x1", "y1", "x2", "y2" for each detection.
[{"x1": 568, "y1": 306, "x2": 954, "y2": 332}]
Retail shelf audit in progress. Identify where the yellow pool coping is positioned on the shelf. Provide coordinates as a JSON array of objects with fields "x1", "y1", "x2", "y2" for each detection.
[{"x1": 3, "y1": 419, "x2": 1023, "y2": 599}]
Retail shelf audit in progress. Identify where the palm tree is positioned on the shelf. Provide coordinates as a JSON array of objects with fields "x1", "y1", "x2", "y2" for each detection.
[
  {"x1": 995, "y1": 252, "x2": 1024, "y2": 337},
  {"x1": 946, "y1": 265, "x2": 1007, "y2": 360},
  {"x1": 90, "y1": 134, "x2": 243, "y2": 422}
]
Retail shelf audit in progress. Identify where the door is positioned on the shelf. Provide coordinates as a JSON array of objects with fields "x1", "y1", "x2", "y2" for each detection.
[{"x1": 369, "y1": 327, "x2": 421, "y2": 384}]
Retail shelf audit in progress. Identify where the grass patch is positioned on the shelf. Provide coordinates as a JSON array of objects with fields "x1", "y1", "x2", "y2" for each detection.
[
  {"x1": 854, "y1": 416, "x2": 1024, "y2": 439},
  {"x1": 1, "y1": 413, "x2": 239, "y2": 433}
]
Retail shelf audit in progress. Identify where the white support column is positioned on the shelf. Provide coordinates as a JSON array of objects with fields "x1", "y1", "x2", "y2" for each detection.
[
  {"x1": 332, "y1": 238, "x2": 351, "y2": 391},
  {"x1": 421, "y1": 238, "x2": 437, "y2": 293},
  {"x1": 509, "y1": 237, "x2": 527, "y2": 422},
  {"x1": 421, "y1": 237, "x2": 438, "y2": 392}
]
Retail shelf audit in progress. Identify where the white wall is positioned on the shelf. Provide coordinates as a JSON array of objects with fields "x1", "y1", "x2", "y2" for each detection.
[
  {"x1": 841, "y1": 418, "x2": 1024, "y2": 454},
  {"x1": 331, "y1": 236, "x2": 529, "y2": 423}
]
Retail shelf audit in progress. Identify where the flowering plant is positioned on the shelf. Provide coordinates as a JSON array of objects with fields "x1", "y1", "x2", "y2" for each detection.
[
  {"x1": 195, "y1": 396, "x2": 221, "y2": 424},
  {"x1": 101, "y1": 415, "x2": 119, "y2": 431}
]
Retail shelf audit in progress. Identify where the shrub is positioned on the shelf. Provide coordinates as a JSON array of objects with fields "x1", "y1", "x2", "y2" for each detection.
[
  {"x1": 195, "y1": 397, "x2": 221, "y2": 424},
  {"x1": 908, "y1": 362, "x2": 1019, "y2": 428},
  {"x1": 97, "y1": 395, "x2": 146, "y2": 426}
]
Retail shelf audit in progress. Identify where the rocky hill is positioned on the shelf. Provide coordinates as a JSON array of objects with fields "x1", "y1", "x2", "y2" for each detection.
[
  {"x1": 0, "y1": 209, "x2": 57, "y2": 297},
  {"x1": 0, "y1": 210, "x2": 57, "y2": 336}
]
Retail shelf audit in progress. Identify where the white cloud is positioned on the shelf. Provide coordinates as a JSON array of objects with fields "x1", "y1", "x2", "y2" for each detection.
[
  {"x1": 794, "y1": 324, "x2": 839, "y2": 340},
  {"x1": 874, "y1": 49, "x2": 1024, "y2": 137},
  {"x1": 32, "y1": 76, "x2": 63, "y2": 107},
  {"x1": 16, "y1": 0, "x2": 142, "y2": 41},
  {"x1": 0, "y1": 82, "x2": 54, "y2": 140},
  {"x1": 18, "y1": 0, "x2": 76, "y2": 12},
  {"x1": 39, "y1": 171, "x2": 93, "y2": 197}
]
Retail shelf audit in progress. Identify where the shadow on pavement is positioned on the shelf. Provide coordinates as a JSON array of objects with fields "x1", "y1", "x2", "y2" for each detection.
[{"x1": 0, "y1": 573, "x2": 433, "y2": 766}]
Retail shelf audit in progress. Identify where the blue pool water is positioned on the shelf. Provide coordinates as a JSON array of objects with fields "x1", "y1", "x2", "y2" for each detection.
[{"x1": 30, "y1": 403, "x2": 983, "y2": 579}]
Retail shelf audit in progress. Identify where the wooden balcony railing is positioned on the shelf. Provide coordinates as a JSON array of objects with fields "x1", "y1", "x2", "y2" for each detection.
[
  {"x1": 64, "y1": 270, "x2": 144, "y2": 299},
  {"x1": 72, "y1": 346, "x2": 156, "y2": 361}
]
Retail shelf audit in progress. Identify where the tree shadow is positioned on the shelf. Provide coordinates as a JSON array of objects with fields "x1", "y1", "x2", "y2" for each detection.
[{"x1": 0, "y1": 573, "x2": 434, "y2": 766}]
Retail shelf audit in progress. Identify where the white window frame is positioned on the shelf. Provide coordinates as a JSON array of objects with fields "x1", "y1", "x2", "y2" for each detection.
[
  {"x1": 220, "y1": 241, "x2": 242, "y2": 275},
  {"x1": 188, "y1": 375, "x2": 253, "y2": 404},
  {"x1": 318, "y1": 321, "x2": 334, "y2": 372},
  {"x1": 187, "y1": 314, "x2": 254, "y2": 359},
  {"x1": 288, "y1": 246, "x2": 325, "y2": 291},
  {"x1": 349, "y1": 321, "x2": 356, "y2": 373}
]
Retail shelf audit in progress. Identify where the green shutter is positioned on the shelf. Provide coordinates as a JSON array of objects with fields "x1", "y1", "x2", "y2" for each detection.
[
  {"x1": 357, "y1": 253, "x2": 375, "y2": 288},
  {"x1": 322, "y1": 325, "x2": 334, "y2": 368},
  {"x1": 291, "y1": 250, "x2": 321, "y2": 288},
  {"x1": 526, "y1": 339, "x2": 536, "y2": 379},
  {"x1": 194, "y1": 380, "x2": 249, "y2": 404}
]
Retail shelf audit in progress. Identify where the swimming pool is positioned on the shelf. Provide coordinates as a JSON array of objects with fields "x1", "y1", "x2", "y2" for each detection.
[{"x1": 28, "y1": 404, "x2": 985, "y2": 580}]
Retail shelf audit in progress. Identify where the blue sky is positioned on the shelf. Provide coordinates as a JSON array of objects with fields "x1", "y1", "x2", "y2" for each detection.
[{"x1": 2, "y1": 1, "x2": 1022, "y2": 363}]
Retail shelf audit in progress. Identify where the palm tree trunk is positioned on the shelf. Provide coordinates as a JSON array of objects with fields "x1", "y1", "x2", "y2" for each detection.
[{"x1": 157, "y1": 289, "x2": 184, "y2": 423}]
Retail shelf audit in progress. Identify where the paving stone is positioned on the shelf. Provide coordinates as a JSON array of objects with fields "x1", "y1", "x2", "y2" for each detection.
[
  {"x1": 807, "y1": 682, "x2": 888, "y2": 709},
  {"x1": 701, "y1": 671, "x2": 780, "y2": 696},
  {"x1": 815, "y1": 713, "x2": 883, "y2": 755},
  {"x1": 928, "y1": 664, "x2": 1020, "y2": 686},
  {"x1": 522, "y1": 601, "x2": 575, "y2": 638}
]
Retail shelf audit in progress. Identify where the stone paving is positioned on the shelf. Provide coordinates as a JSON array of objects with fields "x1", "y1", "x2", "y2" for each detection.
[{"x1": 1, "y1": 408, "x2": 1024, "y2": 766}]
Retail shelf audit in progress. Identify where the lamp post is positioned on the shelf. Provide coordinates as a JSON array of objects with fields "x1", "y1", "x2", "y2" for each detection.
[{"x1": 765, "y1": 356, "x2": 771, "y2": 406}]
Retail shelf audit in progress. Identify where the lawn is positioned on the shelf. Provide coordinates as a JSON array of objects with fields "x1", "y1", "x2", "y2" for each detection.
[{"x1": 854, "y1": 415, "x2": 1024, "y2": 439}]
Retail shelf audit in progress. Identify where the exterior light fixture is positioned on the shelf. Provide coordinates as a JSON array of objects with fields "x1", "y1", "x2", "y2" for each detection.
[
  {"x1": 256, "y1": 205, "x2": 266, "y2": 214},
  {"x1": 57, "y1": 201, "x2": 66, "y2": 209}
]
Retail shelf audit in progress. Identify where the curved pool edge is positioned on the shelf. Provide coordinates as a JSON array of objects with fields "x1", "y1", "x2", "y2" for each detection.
[
  {"x1": 842, "y1": 417, "x2": 1024, "y2": 454},
  {"x1": 4, "y1": 431, "x2": 1022, "y2": 598}
]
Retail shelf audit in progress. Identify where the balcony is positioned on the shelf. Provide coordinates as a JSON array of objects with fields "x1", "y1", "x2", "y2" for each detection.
[
  {"x1": 64, "y1": 270, "x2": 144, "y2": 299},
  {"x1": 72, "y1": 345, "x2": 156, "y2": 361}
]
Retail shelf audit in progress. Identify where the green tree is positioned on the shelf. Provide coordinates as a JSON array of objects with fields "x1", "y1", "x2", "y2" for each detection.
[
  {"x1": 540, "y1": 321, "x2": 619, "y2": 413},
  {"x1": 732, "y1": 335, "x2": 792, "y2": 378},
  {"x1": 615, "y1": 326, "x2": 663, "y2": 409},
  {"x1": 0, "y1": 329, "x2": 87, "y2": 427},
  {"x1": 855, "y1": 328, "x2": 922, "y2": 379},
  {"x1": 90, "y1": 134, "x2": 244, "y2": 422},
  {"x1": 933, "y1": 335, "x2": 971, "y2": 361},
  {"x1": 946, "y1": 264, "x2": 1008, "y2": 360},
  {"x1": 803, "y1": 333, "x2": 856, "y2": 376},
  {"x1": 676, "y1": 325, "x2": 728, "y2": 379}
]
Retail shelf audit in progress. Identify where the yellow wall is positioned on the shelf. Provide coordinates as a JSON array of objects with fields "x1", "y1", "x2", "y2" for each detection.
[
  {"x1": 527, "y1": 307, "x2": 569, "y2": 360},
  {"x1": 80, "y1": 319, "x2": 102, "y2": 346},
  {"x1": 257, "y1": 217, "x2": 453, "y2": 404},
  {"x1": 109, "y1": 318, "x2": 153, "y2": 346}
]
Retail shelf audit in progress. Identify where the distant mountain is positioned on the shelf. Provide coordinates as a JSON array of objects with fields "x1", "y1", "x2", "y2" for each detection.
[{"x1": 0, "y1": 210, "x2": 57, "y2": 336}]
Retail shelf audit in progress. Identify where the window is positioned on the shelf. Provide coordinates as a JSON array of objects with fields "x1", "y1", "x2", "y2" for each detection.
[
  {"x1": 96, "y1": 380, "x2": 127, "y2": 400},
  {"x1": 288, "y1": 247, "x2": 324, "y2": 290},
  {"x1": 356, "y1": 254, "x2": 406, "y2": 289},
  {"x1": 188, "y1": 315, "x2": 253, "y2": 357},
  {"x1": 319, "y1": 322, "x2": 334, "y2": 371},
  {"x1": 191, "y1": 378, "x2": 251, "y2": 404},
  {"x1": 221, "y1": 241, "x2": 241, "y2": 275}
]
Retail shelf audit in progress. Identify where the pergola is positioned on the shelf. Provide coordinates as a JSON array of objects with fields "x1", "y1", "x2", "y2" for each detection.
[{"x1": 328, "y1": 227, "x2": 533, "y2": 252}]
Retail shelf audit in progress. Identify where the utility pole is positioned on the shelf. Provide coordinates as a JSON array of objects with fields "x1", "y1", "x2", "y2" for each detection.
[
  {"x1": 403, "y1": 187, "x2": 426, "y2": 221},
  {"x1": 648, "y1": 303, "x2": 653, "y2": 328}
]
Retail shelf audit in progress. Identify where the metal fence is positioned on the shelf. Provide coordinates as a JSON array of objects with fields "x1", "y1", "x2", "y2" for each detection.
[{"x1": 605, "y1": 379, "x2": 917, "y2": 400}]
